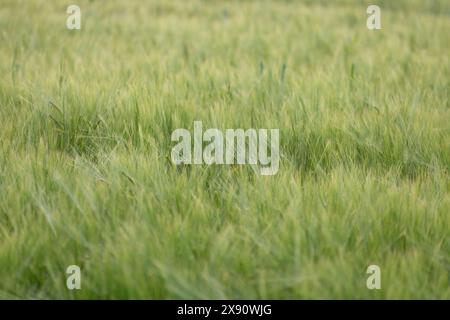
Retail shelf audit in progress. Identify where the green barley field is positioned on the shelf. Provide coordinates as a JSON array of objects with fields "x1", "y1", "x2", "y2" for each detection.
[{"x1": 0, "y1": 0, "x2": 449, "y2": 299}]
